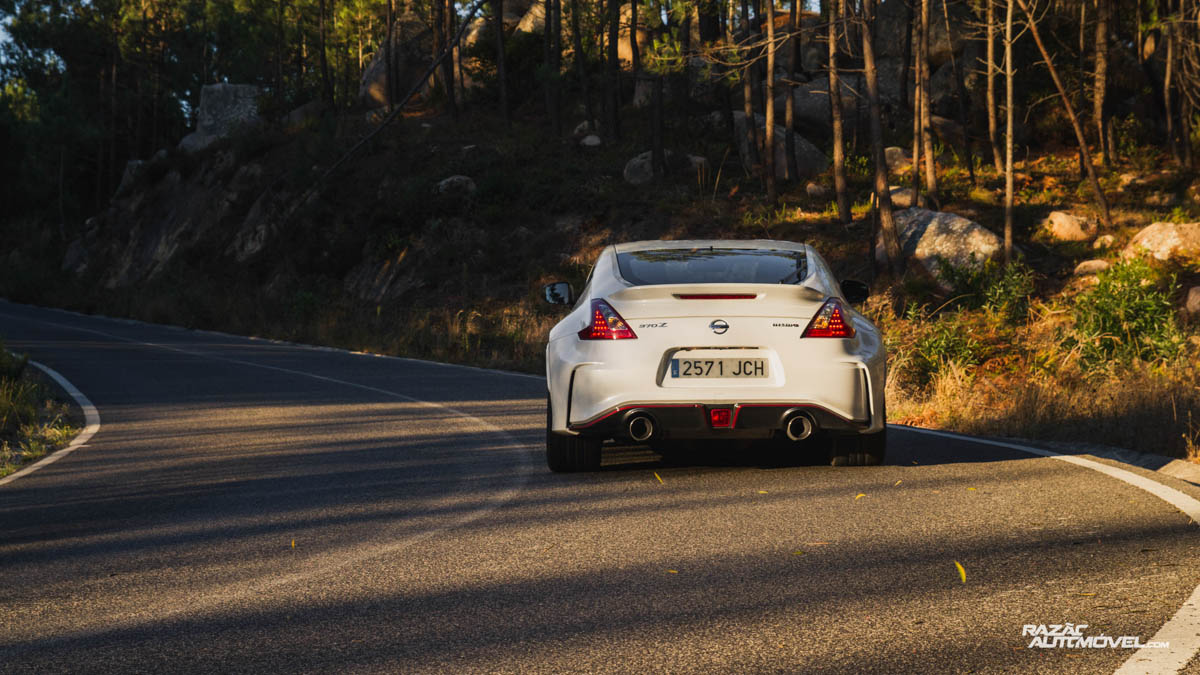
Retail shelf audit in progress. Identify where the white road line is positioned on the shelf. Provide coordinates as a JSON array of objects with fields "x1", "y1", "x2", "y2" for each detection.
[
  {"x1": 0, "y1": 309, "x2": 539, "y2": 649},
  {"x1": 898, "y1": 426, "x2": 1200, "y2": 674},
  {"x1": 0, "y1": 361, "x2": 102, "y2": 487}
]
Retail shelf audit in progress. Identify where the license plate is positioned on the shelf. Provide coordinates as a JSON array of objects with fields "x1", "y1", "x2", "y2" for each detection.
[{"x1": 670, "y1": 358, "x2": 768, "y2": 378}]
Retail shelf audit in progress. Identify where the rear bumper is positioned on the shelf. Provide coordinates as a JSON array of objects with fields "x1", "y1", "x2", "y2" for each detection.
[{"x1": 568, "y1": 402, "x2": 869, "y2": 440}]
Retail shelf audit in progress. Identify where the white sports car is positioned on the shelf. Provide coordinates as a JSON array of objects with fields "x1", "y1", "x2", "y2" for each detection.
[{"x1": 541, "y1": 239, "x2": 887, "y2": 472}]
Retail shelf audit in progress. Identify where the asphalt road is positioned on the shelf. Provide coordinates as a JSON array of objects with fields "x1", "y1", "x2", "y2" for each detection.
[{"x1": 1, "y1": 300, "x2": 1199, "y2": 674}]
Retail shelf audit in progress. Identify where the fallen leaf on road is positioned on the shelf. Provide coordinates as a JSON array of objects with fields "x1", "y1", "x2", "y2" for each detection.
[
  {"x1": 654, "y1": 472, "x2": 664, "y2": 484},
  {"x1": 793, "y1": 551, "x2": 806, "y2": 556},
  {"x1": 1079, "y1": 592, "x2": 1096, "y2": 596},
  {"x1": 757, "y1": 490, "x2": 768, "y2": 494},
  {"x1": 291, "y1": 539, "x2": 295, "y2": 549},
  {"x1": 667, "y1": 569, "x2": 678, "y2": 574},
  {"x1": 894, "y1": 480, "x2": 902, "y2": 486},
  {"x1": 967, "y1": 487, "x2": 977, "y2": 491},
  {"x1": 954, "y1": 560, "x2": 966, "y2": 584},
  {"x1": 855, "y1": 493, "x2": 866, "y2": 500}
]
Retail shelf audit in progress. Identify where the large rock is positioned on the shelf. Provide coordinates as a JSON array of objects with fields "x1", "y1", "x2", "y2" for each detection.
[
  {"x1": 622, "y1": 150, "x2": 698, "y2": 185},
  {"x1": 437, "y1": 175, "x2": 477, "y2": 195},
  {"x1": 885, "y1": 146, "x2": 911, "y2": 170},
  {"x1": 877, "y1": 0, "x2": 972, "y2": 68},
  {"x1": 178, "y1": 84, "x2": 262, "y2": 153},
  {"x1": 785, "y1": 76, "x2": 861, "y2": 133},
  {"x1": 1073, "y1": 260, "x2": 1111, "y2": 276},
  {"x1": 358, "y1": 12, "x2": 435, "y2": 109},
  {"x1": 719, "y1": 111, "x2": 829, "y2": 179},
  {"x1": 869, "y1": 185, "x2": 916, "y2": 209},
  {"x1": 116, "y1": 160, "x2": 145, "y2": 196},
  {"x1": 283, "y1": 100, "x2": 323, "y2": 133},
  {"x1": 514, "y1": 0, "x2": 545, "y2": 33},
  {"x1": 1186, "y1": 287, "x2": 1200, "y2": 317},
  {"x1": 1122, "y1": 222, "x2": 1200, "y2": 262},
  {"x1": 1042, "y1": 211, "x2": 1097, "y2": 242},
  {"x1": 876, "y1": 208, "x2": 1002, "y2": 287}
]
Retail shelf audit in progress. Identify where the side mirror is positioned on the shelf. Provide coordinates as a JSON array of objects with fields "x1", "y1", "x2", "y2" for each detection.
[
  {"x1": 542, "y1": 281, "x2": 575, "y2": 306},
  {"x1": 840, "y1": 279, "x2": 870, "y2": 305}
]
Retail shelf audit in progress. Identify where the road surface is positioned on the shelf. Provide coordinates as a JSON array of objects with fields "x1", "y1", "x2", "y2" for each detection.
[{"x1": 1, "y1": 300, "x2": 1198, "y2": 673}]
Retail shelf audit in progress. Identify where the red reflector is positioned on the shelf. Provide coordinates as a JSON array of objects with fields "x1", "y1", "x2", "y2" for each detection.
[
  {"x1": 675, "y1": 294, "x2": 757, "y2": 300},
  {"x1": 709, "y1": 408, "x2": 732, "y2": 428}
]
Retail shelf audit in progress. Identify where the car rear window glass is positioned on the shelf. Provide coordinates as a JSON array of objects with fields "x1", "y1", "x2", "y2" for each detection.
[{"x1": 616, "y1": 248, "x2": 807, "y2": 286}]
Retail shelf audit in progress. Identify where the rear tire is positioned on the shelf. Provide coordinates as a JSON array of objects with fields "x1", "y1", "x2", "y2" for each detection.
[
  {"x1": 829, "y1": 428, "x2": 887, "y2": 467},
  {"x1": 546, "y1": 397, "x2": 601, "y2": 472}
]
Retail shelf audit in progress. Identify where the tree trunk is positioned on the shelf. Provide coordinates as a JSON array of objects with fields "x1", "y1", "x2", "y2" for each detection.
[
  {"x1": 942, "y1": 0, "x2": 974, "y2": 185},
  {"x1": 606, "y1": 0, "x2": 620, "y2": 139},
  {"x1": 986, "y1": 0, "x2": 1002, "y2": 172},
  {"x1": 385, "y1": 0, "x2": 396, "y2": 110},
  {"x1": 443, "y1": 0, "x2": 458, "y2": 118},
  {"x1": 1004, "y1": 0, "x2": 1013, "y2": 262},
  {"x1": 785, "y1": 0, "x2": 798, "y2": 181},
  {"x1": 919, "y1": 0, "x2": 938, "y2": 207},
  {"x1": 652, "y1": 74, "x2": 665, "y2": 175},
  {"x1": 863, "y1": 0, "x2": 904, "y2": 276},
  {"x1": 765, "y1": 0, "x2": 777, "y2": 201},
  {"x1": 493, "y1": 0, "x2": 511, "y2": 127},
  {"x1": 543, "y1": 0, "x2": 555, "y2": 128},
  {"x1": 1094, "y1": 0, "x2": 1109, "y2": 166},
  {"x1": 319, "y1": 0, "x2": 333, "y2": 105},
  {"x1": 631, "y1": 0, "x2": 640, "y2": 73},
  {"x1": 1164, "y1": 0, "x2": 1180, "y2": 162},
  {"x1": 1015, "y1": 0, "x2": 1112, "y2": 228},
  {"x1": 829, "y1": 0, "x2": 850, "y2": 223},
  {"x1": 741, "y1": 0, "x2": 760, "y2": 166},
  {"x1": 571, "y1": 0, "x2": 594, "y2": 130},
  {"x1": 900, "y1": 0, "x2": 913, "y2": 109},
  {"x1": 911, "y1": 8, "x2": 923, "y2": 207}
]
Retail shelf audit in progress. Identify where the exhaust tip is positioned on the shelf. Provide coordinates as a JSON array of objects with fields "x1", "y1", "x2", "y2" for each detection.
[
  {"x1": 785, "y1": 414, "x2": 814, "y2": 442},
  {"x1": 628, "y1": 414, "x2": 655, "y2": 443}
]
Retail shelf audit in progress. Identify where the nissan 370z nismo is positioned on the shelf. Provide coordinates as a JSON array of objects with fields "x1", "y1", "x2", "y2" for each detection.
[{"x1": 541, "y1": 240, "x2": 887, "y2": 472}]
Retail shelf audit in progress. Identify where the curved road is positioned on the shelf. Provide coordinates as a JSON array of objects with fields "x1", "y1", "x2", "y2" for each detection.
[{"x1": 1, "y1": 300, "x2": 1198, "y2": 673}]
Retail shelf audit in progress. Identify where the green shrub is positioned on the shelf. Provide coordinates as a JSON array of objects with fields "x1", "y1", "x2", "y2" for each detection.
[
  {"x1": 907, "y1": 308, "x2": 984, "y2": 384},
  {"x1": 1065, "y1": 258, "x2": 1183, "y2": 366},
  {"x1": 938, "y1": 257, "x2": 1035, "y2": 321}
]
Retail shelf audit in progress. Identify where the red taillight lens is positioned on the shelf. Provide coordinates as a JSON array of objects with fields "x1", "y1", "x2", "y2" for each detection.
[
  {"x1": 802, "y1": 298, "x2": 856, "y2": 338},
  {"x1": 578, "y1": 299, "x2": 638, "y2": 340}
]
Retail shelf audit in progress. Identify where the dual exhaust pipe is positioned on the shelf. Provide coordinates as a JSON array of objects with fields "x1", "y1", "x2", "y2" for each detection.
[
  {"x1": 627, "y1": 414, "x2": 656, "y2": 442},
  {"x1": 784, "y1": 413, "x2": 815, "y2": 442},
  {"x1": 622, "y1": 409, "x2": 815, "y2": 443}
]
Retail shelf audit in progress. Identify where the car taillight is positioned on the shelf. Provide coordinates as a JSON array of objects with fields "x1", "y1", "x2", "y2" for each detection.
[
  {"x1": 802, "y1": 298, "x2": 855, "y2": 338},
  {"x1": 578, "y1": 299, "x2": 638, "y2": 340}
]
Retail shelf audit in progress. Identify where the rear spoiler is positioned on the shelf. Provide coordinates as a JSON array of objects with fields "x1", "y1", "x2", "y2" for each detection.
[{"x1": 610, "y1": 282, "x2": 828, "y2": 304}]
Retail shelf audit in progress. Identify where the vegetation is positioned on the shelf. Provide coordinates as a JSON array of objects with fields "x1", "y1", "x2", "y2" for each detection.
[
  {"x1": 0, "y1": 344, "x2": 79, "y2": 478},
  {"x1": 1, "y1": 0, "x2": 1199, "y2": 462}
]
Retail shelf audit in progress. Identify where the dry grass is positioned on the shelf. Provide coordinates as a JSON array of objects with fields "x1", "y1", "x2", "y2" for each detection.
[
  {"x1": 0, "y1": 348, "x2": 79, "y2": 478},
  {"x1": 887, "y1": 318, "x2": 1200, "y2": 460}
]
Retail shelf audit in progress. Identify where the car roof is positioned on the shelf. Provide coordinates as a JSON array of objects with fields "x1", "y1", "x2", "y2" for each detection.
[{"x1": 610, "y1": 239, "x2": 808, "y2": 254}]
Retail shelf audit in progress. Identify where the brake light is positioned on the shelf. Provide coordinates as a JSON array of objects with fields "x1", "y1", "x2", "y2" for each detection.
[
  {"x1": 675, "y1": 294, "x2": 758, "y2": 300},
  {"x1": 578, "y1": 299, "x2": 638, "y2": 340},
  {"x1": 801, "y1": 298, "x2": 855, "y2": 338}
]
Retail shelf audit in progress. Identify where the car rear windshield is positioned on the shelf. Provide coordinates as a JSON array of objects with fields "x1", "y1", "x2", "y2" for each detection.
[{"x1": 616, "y1": 248, "x2": 807, "y2": 286}]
